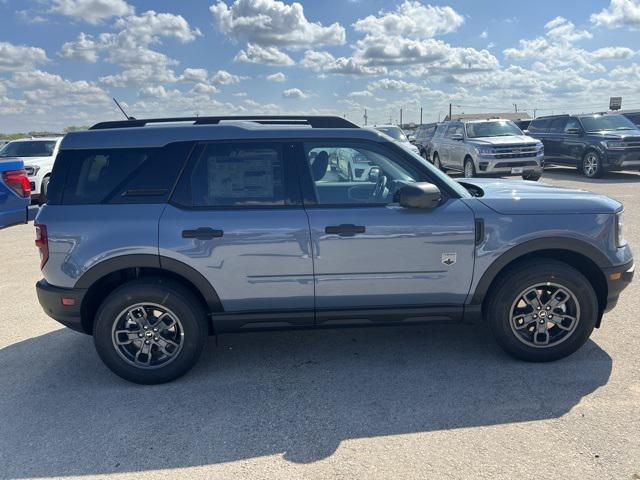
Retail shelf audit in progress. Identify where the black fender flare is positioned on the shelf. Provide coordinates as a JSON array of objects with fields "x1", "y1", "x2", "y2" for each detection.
[
  {"x1": 74, "y1": 254, "x2": 222, "y2": 312},
  {"x1": 470, "y1": 237, "x2": 611, "y2": 305}
]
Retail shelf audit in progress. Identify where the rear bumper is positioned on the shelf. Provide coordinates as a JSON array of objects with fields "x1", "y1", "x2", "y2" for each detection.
[
  {"x1": 602, "y1": 260, "x2": 634, "y2": 313},
  {"x1": 36, "y1": 279, "x2": 88, "y2": 333}
]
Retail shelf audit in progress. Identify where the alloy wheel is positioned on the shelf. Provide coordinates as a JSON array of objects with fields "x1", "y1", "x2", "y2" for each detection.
[
  {"x1": 111, "y1": 303, "x2": 184, "y2": 369},
  {"x1": 464, "y1": 160, "x2": 475, "y2": 177},
  {"x1": 583, "y1": 153, "x2": 599, "y2": 177},
  {"x1": 509, "y1": 283, "x2": 580, "y2": 348}
]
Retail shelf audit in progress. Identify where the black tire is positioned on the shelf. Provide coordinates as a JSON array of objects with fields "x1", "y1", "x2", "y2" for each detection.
[
  {"x1": 485, "y1": 259, "x2": 597, "y2": 362},
  {"x1": 464, "y1": 158, "x2": 476, "y2": 178},
  {"x1": 39, "y1": 176, "x2": 50, "y2": 204},
  {"x1": 581, "y1": 150, "x2": 604, "y2": 178},
  {"x1": 433, "y1": 152, "x2": 442, "y2": 170},
  {"x1": 93, "y1": 277, "x2": 208, "y2": 384},
  {"x1": 522, "y1": 172, "x2": 541, "y2": 181}
]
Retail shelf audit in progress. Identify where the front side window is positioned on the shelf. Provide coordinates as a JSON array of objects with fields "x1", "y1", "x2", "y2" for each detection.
[
  {"x1": 564, "y1": 118, "x2": 581, "y2": 133},
  {"x1": 0, "y1": 140, "x2": 56, "y2": 157},
  {"x1": 466, "y1": 120, "x2": 523, "y2": 138},
  {"x1": 304, "y1": 142, "x2": 423, "y2": 205},
  {"x1": 173, "y1": 142, "x2": 285, "y2": 207},
  {"x1": 580, "y1": 114, "x2": 636, "y2": 132},
  {"x1": 548, "y1": 118, "x2": 568, "y2": 133},
  {"x1": 445, "y1": 123, "x2": 464, "y2": 138}
]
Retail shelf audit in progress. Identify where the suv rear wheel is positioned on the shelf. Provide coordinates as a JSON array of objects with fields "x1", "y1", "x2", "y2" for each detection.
[
  {"x1": 486, "y1": 260, "x2": 597, "y2": 362},
  {"x1": 582, "y1": 151, "x2": 603, "y2": 178},
  {"x1": 93, "y1": 278, "x2": 208, "y2": 384}
]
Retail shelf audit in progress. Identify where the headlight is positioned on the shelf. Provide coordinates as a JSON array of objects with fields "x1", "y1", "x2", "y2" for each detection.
[
  {"x1": 602, "y1": 140, "x2": 626, "y2": 150},
  {"x1": 616, "y1": 211, "x2": 626, "y2": 247},
  {"x1": 24, "y1": 165, "x2": 40, "y2": 176},
  {"x1": 536, "y1": 143, "x2": 544, "y2": 156},
  {"x1": 474, "y1": 146, "x2": 493, "y2": 156}
]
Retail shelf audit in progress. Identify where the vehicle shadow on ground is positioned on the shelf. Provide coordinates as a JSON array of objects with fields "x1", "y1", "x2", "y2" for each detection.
[
  {"x1": 0, "y1": 324, "x2": 611, "y2": 478},
  {"x1": 542, "y1": 167, "x2": 640, "y2": 184}
]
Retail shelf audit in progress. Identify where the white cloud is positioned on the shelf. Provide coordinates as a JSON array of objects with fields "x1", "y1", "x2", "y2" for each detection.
[
  {"x1": 347, "y1": 90, "x2": 374, "y2": 98},
  {"x1": 301, "y1": 50, "x2": 386, "y2": 75},
  {"x1": 282, "y1": 87, "x2": 308, "y2": 99},
  {"x1": 353, "y1": 1, "x2": 464, "y2": 39},
  {"x1": 368, "y1": 78, "x2": 429, "y2": 93},
  {"x1": 591, "y1": 0, "x2": 640, "y2": 30},
  {"x1": 480, "y1": 30, "x2": 488, "y2": 39},
  {"x1": 191, "y1": 83, "x2": 220, "y2": 94},
  {"x1": 266, "y1": 72, "x2": 286, "y2": 82},
  {"x1": 58, "y1": 33, "x2": 98, "y2": 62},
  {"x1": 180, "y1": 68, "x2": 209, "y2": 83},
  {"x1": 591, "y1": 46, "x2": 635, "y2": 59},
  {"x1": 114, "y1": 10, "x2": 201, "y2": 44},
  {"x1": 0, "y1": 41, "x2": 49, "y2": 72},
  {"x1": 49, "y1": 0, "x2": 134, "y2": 25},
  {"x1": 234, "y1": 43, "x2": 294, "y2": 66},
  {"x1": 210, "y1": 0, "x2": 345, "y2": 48},
  {"x1": 544, "y1": 16, "x2": 592, "y2": 43},
  {"x1": 211, "y1": 69, "x2": 245, "y2": 85}
]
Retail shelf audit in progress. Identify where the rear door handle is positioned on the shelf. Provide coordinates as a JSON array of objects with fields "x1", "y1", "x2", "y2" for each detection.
[
  {"x1": 182, "y1": 227, "x2": 224, "y2": 239},
  {"x1": 325, "y1": 224, "x2": 366, "y2": 236}
]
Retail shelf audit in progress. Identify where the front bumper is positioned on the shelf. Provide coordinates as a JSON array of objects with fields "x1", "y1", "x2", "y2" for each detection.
[
  {"x1": 476, "y1": 156, "x2": 544, "y2": 175},
  {"x1": 36, "y1": 279, "x2": 88, "y2": 333},
  {"x1": 603, "y1": 148, "x2": 640, "y2": 171},
  {"x1": 601, "y1": 260, "x2": 634, "y2": 313}
]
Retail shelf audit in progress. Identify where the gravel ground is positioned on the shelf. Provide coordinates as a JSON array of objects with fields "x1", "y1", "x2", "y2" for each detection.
[{"x1": 0, "y1": 167, "x2": 639, "y2": 480}]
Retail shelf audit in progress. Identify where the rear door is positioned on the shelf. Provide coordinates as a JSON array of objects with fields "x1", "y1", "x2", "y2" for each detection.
[
  {"x1": 297, "y1": 140, "x2": 475, "y2": 323},
  {"x1": 545, "y1": 117, "x2": 568, "y2": 163},
  {"x1": 559, "y1": 117, "x2": 584, "y2": 166},
  {"x1": 159, "y1": 140, "x2": 314, "y2": 329}
]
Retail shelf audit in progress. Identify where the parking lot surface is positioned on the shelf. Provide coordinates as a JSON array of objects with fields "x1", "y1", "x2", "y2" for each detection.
[{"x1": 1, "y1": 168, "x2": 639, "y2": 480}]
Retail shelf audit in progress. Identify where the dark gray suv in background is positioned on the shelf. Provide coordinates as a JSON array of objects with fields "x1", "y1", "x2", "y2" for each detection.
[{"x1": 528, "y1": 113, "x2": 640, "y2": 178}]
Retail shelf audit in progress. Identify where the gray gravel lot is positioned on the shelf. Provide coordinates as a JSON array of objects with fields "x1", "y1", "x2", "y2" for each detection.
[{"x1": 1, "y1": 167, "x2": 639, "y2": 480}]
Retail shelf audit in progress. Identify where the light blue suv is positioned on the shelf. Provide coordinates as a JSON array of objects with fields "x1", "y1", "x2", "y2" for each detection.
[{"x1": 35, "y1": 116, "x2": 634, "y2": 384}]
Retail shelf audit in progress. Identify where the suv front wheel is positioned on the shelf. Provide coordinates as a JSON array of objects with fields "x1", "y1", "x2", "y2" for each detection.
[
  {"x1": 464, "y1": 158, "x2": 476, "y2": 177},
  {"x1": 93, "y1": 278, "x2": 208, "y2": 384},
  {"x1": 582, "y1": 151, "x2": 604, "y2": 178},
  {"x1": 486, "y1": 260, "x2": 597, "y2": 362}
]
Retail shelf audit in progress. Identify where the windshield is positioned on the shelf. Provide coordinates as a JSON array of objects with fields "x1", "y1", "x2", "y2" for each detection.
[
  {"x1": 376, "y1": 126, "x2": 409, "y2": 142},
  {"x1": 579, "y1": 114, "x2": 637, "y2": 132},
  {"x1": 0, "y1": 140, "x2": 56, "y2": 157},
  {"x1": 465, "y1": 120, "x2": 523, "y2": 138}
]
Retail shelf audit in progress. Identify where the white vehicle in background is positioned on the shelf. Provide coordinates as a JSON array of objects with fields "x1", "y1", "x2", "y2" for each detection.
[
  {"x1": 372, "y1": 125, "x2": 421, "y2": 155},
  {"x1": 0, "y1": 137, "x2": 63, "y2": 204}
]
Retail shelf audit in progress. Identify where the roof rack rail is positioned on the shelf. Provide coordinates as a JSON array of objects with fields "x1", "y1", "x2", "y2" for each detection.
[
  {"x1": 535, "y1": 114, "x2": 571, "y2": 119},
  {"x1": 89, "y1": 115, "x2": 359, "y2": 130}
]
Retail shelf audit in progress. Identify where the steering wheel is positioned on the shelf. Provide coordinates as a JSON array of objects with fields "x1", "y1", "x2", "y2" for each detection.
[{"x1": 372, "y1": 174, "x2": 388, "y2": 202}]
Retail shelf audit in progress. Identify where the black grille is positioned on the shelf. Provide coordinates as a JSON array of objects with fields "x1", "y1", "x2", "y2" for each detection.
[{"x1": 495, "y1": 161, "x2": 539, "y2": 168}]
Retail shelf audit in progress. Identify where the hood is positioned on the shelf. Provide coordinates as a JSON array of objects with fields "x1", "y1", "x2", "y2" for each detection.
[
  {"x1": 0, "y1": 155, "x2": 52, "y2": 166},
  {"x1": 467, "y1": 135, "x2": 540, "y2": 146},
  {"x1": 458, "y1": 178, "x2": 621, "y2": 214},
  {"x1": 587, "y1": 129, "x2": 640, "y2": 141}
]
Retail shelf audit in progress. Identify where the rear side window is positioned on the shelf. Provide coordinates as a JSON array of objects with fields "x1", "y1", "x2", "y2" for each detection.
[
  {"x1": 548, "y1": 117, "x2": 568, "y2": 133},
  {"x1": 51, "y1": 142, "x2": 193, "y2": 205},
  {"x1": 172, "y1": 142, "x2": 286, "y2": 208},
  {"x1": 528, "y1": 119, "x2": 551, "y2": 133},
  {"x1": 0, "y1": 140, "x2": 56, "y2": 158}
]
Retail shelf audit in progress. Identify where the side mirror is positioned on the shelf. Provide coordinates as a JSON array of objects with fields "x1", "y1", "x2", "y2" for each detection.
[
  {"x1": 451, "y1": 133, "x2": 464, "y2": 141},
  {"x1": 407, "y1": 134, "x2": 416, "y2": 142},
  {"x1": 566, "y1": 128, "x2": 582, "y2": 135},
  {"x1": 368, "y1": 167, "x2": 381, "y2": 183},
  {"x1": 522, "y1": 129, "x2": 530, "y2": 135},
  {"x1": 395, "y1": 183, "x2": 442, "y2": 209}
]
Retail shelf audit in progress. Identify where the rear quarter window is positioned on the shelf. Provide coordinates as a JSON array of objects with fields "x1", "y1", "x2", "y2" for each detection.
[{"x1": 50, "y1": 142, "x2": 193, "y2": 205}]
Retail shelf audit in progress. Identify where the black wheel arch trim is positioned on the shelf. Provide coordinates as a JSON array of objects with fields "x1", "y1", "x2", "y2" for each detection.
[
  {"x1": 74, "y1": 254, "x2": 223, "y2": 312},
  {"x1": 470, "y1": 237, "x2": 612, "y2": 305}
]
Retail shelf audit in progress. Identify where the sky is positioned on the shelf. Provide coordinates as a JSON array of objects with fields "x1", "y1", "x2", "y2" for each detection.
[{"x1": 0, "y1": 0, "x2": 639, "y2": 132}]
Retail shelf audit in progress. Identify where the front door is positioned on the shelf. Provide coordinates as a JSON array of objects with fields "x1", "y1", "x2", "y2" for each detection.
[
  {"x1": 298, "y1": 140, "x2": 476, "y2": 324},
  {"x1": 159, "y1": 140, "x2": 314, "y2": 329}
]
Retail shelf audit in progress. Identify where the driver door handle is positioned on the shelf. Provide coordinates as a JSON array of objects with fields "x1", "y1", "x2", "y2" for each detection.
[
  {"x1": 182, "y1": 227, "x2": 224, "y2": 239},
  {"x1": 325, "y1": 224, "x2": 366, "y2": 236}
]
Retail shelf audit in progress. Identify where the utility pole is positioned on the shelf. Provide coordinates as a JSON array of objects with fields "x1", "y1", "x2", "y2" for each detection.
[
  {"x1": 533, "y1": 108, "x2": 537, "y2": 118},
  {"x1": 400, "y1": 108, "x2": 403, "y2": 127},
  {"x1": 420, "y1": 107, "x2": 423, "y2": 125},
  {"x1": 448, "y1": 103, "x2": 452, "y2": 121},
  {"x1": 513, "y1": 103, "x2": 518, "y2": 113},
  {"x1": 363, "y1": 108, "x2": 368, "y2": 126}
]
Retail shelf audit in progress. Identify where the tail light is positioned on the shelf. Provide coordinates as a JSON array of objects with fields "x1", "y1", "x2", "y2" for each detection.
[
  {"x1": 2, "y1": 169, "x2": 31, "y2": 198},
  {"x1": 35, "y1": 224, "x2": 49, "y2": 269}
]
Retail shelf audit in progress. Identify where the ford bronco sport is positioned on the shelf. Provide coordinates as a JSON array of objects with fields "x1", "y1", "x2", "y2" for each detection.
[{"x1": 35, "y1": 116, "x2": 634, "y2": 384}]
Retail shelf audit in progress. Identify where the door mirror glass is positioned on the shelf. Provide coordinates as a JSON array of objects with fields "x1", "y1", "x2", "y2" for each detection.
[
  {"x1": 451, "y1": 133, "x2": 464, "y2": 141},
  {"x1": 395, "y1": 182, "x2": 442, "y2": 209},
  {"x1": 566, "y1": 127, "x2": 581, "y2": 135}
]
